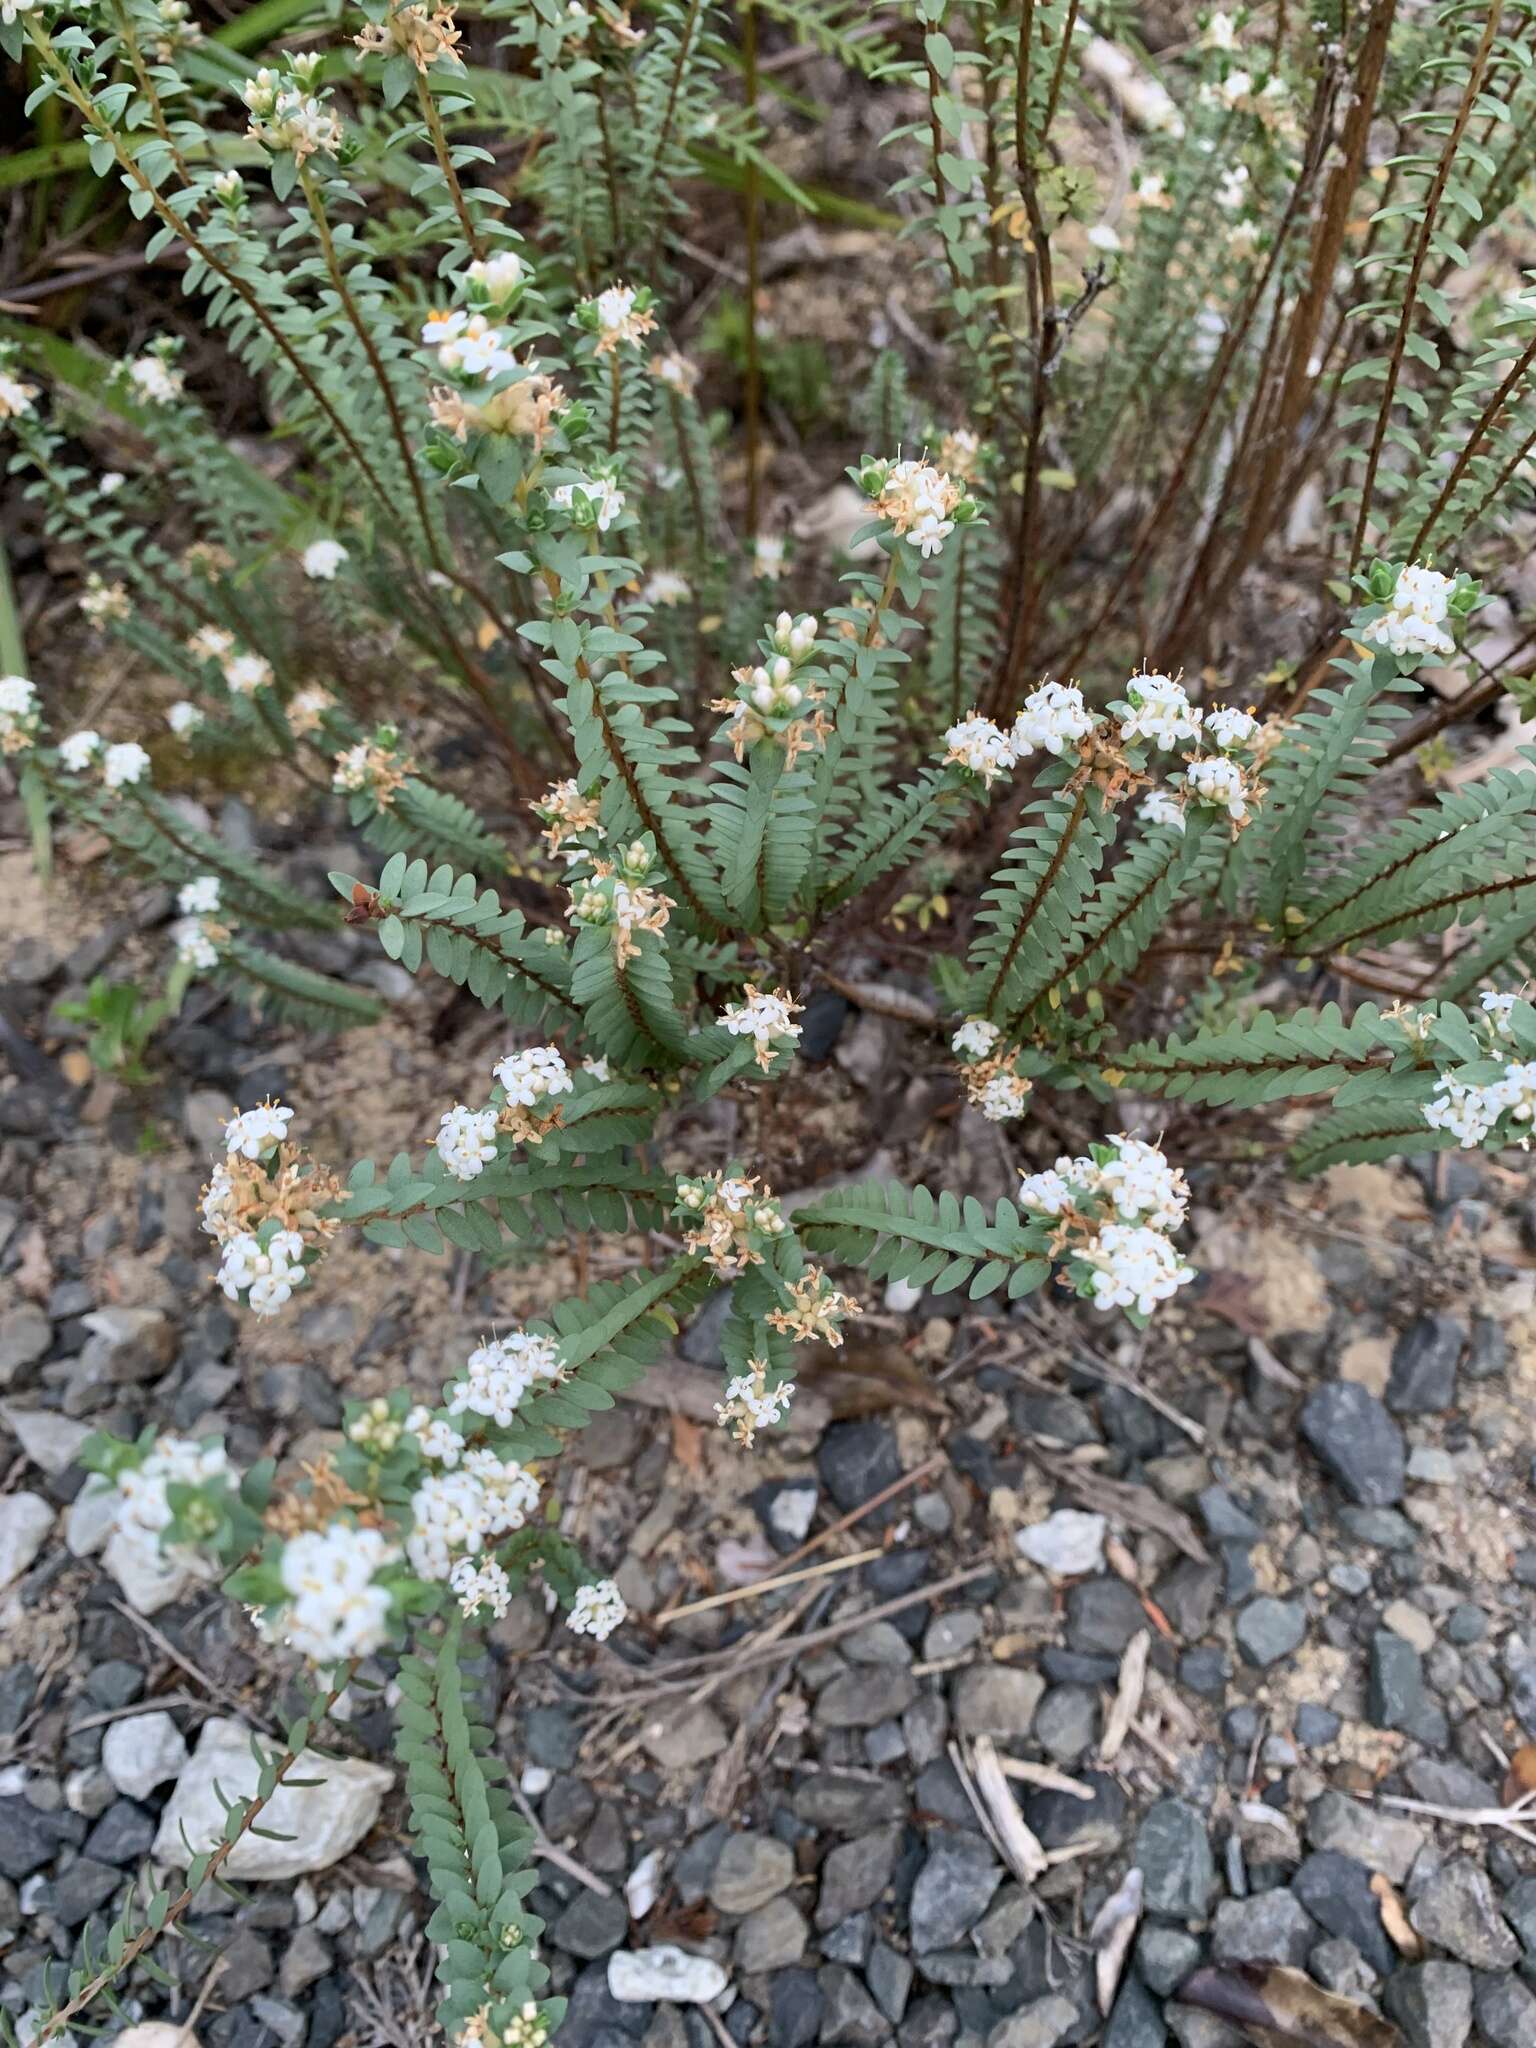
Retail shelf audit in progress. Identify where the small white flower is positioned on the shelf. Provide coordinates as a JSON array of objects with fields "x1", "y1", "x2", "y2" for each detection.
[
  {"x1": 1203, "y1": 704, "x2": 1259, "y2": 751},
  {"x1": 493, "y1": 1044, "x2": 574, "y2": 1106},
  {"x1": 568, "y1": 1578, "x2": 626, "y2": 1641},
  {"x1": 59, "y1": 730, "x2": 102, "y2": 772},
  {"x1": 466, "y1": 250, "x2": 527, "y2": 303},
  {"x1": 126, "y1": 354, "x2": 184, "y2": 406},
  {"x1": 1012, "y1": 681, "x2": 1097, "y2": 758},
  {"x1": 1087, "y1": 222, "x2": 1122, "y2": 252},
  {"x1": 1139, "y1": 790, "x2": 1186, "y2": 833},
  {"x1": 943, "y1": 714, "x2": 1016, "y2": 787},
  {"x1": 978, "y1": 1069, "x2": 1032, "y2": 1122},
  {"x1": 302, "y1": 539, "x2": 348, "y2": 580},
  {"x1": 1018, "y1": 1167, "x2": 1075, "y2": 1216},
  {"x1": 100, "y1": 471, "x2": 126, "y2": 495},
  {"x1": 451, "y1": 1555, "x2": 512, "y2": 1620},
  {"x1": 102, "y1": 742, "x2": 151, "y2": 790},
  {"x1": 178, "y1": 875, "x2": 221, "y2": 916},
  {"x1": 0, "y1": 369, "x2": 40, "y2": 421},
  {"x1": 167, "y1": 701, "x2": 204, "y2": 738},
  {"x1": 952, "y1": 1017, "x2": 1001, "y2": 1060},
  {"x1": 223, "y1": 651, "x2": 272, "y2": 696},
  {"x1": 642, "y1": 569, "x2": 692, "y2": 607},
  {"x1": 1362, "y1": 563, "x2": 1460, "y2": 661},
  {"x1": 1181, "y1": 754, "x2": 1251, "y2": 822},
  {"x1": 720, "y1": 985, "x2": 803, "y2": 1068},
  {"x1": 173, "y1": 917, "x2": 219, "y2": 971},
  {"x1": 0, "y1": 674, "x2": 37, "y2": 719},
  {"x1": 435, "y1": 1103, "x2": 499, "y2": 1181},
  {"x1": 1481, "y1": 991, "x2": 1519, "y2": 1035},
  {"x1": 224, "y1": 1100, "x2": 294, "y2": 1159},
  {"x1": 752, "y1": 534, "x2": 786, "y2": 580},
  {"x1": 550, "y1": 475, "x2": 625, "y2": 532},
  {"x1": 1120, "y1": 672, "x2": 1202, "y2": 750},
  {"x1": 280, "y1": 1523, "x2": 399, "y2": 1662}
]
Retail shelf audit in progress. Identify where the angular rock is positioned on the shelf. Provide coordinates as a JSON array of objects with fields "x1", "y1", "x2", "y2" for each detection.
[
  {"x1": 1211, "y1": 1890, "x2": 1316, "y2": 1968},
  {"x1": 1137, "y1": 1926, "x2": 1202, "y2": 1997},
  {"x1": 101, "y1": 1710, "x2": 189, "y2": 1802},
  {"x1": 2, "y1": 1405, "x2": 90, "y2": 1477},
  {"x1": 1304, "y1": 1791, "x2": 1424, "y2": 1883},
  {"x1": 793, "y1": 1774, "x2": 908, "y2": 1832},
  {"x1": 1235, "y1": 1599, "x2": 1306, "y2": 1669},
  {"x1": 1065, "y1": 1577, "x2": 1148, "y2": 1658},
  {"x1": 554, "y1": 1891, "x2": 630, "y2": 1960},
  {"x1": 153, "y1": 1718, "x2": 391, "y2": 1878},
  {"x1": 818, "y1": 1965, "x2": 886, "y2": 2047},
  {"x1": 987, "y1": 1995, "x2": 1078, "y2": 2048},
  {"x1": 709, "y1": 1832, "x2": 794, "y2": 1915},
  {"x1": 1300, "y1": 1382, "x2": 1405, "y2": 1506},
  {"x1": 735, "y1": 1896, "x2": 808, "y2": 1973},
  {"x1": 0, "y1": 1306, "x2": 51, "y2": 1384},
  {"x1": 0, "y1": 1491, "x2": 53, "y2": 1590},
  {"x1": 1387, "y1": 1315, "x2": 1465, "y2": 1415},
  {"x1": 640, "y1": 1704, "x2": 728, "y2": 1769},
  {"x1": 1292, "y1": 1851, "x2": 1394, "y2": 1976},
  {"x1": 1154, "y1": 1559, "x2": 1222, "y2": 1644},
  {"x1": 1474, "y1": 1970, "x2": 1536, "y2": 2048},
  {"x1": 1409, "y1": 1859, "x2": 1519, "y2": 1968},
  {"x1": 1033, "y1": 1685, "x2": 1099, "y2": 1766},
  {"x1": 1309, "y1": 1938, "x2": 1378, "y2": 2000},
  {"x1": 1014, "y1": 1512, "x2": 1106, "y2": 1578},
  {"x1": 1369, "y1": 1631, "x2": 1425, "y2": 1730},
  {"x1": 769, "y1": 1968, "x2": 823, "y2": 2048},
  {"x1": 952, "y1": 1664, "x2": 1045, "y2": 1739},
  {"x1": 1385, "y1": 1962, "x2": 1472, "y2": 2048},
  {"x1": 103, "y1": 1525, "x2": 199, "y2": 1616},
  {"x1": 1135, "y1": 1799, "x2": 1215, "y2": 1919},
  {"x1": 1104, "y1": 1975, "x2": 1166, "y2": 2048},
  {"x1": 868, "y1": 1943, "x2": 913, "y2": 2024},
  {"x1": 815, "y1": 1827, "x2": 902, "y2": 1930},
  {"x1": 607, "y1": 1948, "x2": 727, "y2": 2005},
  {"x1": 910, "y1": 1831, "x2": 1003, "y2": 1951},
  {"x1": 818, "y1": 1665, "x2": 918, "y2": 1729},
  {"x1": 818, "y1": 1423, "x2": 902, "y2": 1523},
  {"x1": 1024, "y1": 1770, "x2": 1128, "y2": 1856}
]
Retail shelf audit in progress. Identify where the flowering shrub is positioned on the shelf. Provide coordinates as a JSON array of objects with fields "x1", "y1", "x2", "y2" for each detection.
[{"x1": 7, "y1": 0, "x2": 1536, "y2": 2037}]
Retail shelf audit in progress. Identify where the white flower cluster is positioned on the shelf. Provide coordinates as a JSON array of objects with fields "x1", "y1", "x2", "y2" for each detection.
[
  {"x1": 302, "y1": 538, "x2": 348, "y2": 580},
  {"x1": 451, "y1": 1555, "x2": 512, "y2": 1620},
  {"x1": 864, "y1": 455, "x2": 971, "y2": 559},
  {"x1": 1481, "y1": 990, "x2": 1520, "y2": 1034},
  {"x1": 217, "y1": 1225, "x2": 306, "y2": 1316},
  {"x1": 0, "y1": 365, "x2": 40, "y2": 423},
  {"x1": 168, "y1": 701, "x2": 203, "y2": 738},
  {"x1": 466, "y1": 250, "x2": 528, "y2": 308},
  {"x1": 1361, "y1": 563, "x2": 1459, "y2": 662},
  {"x1": 124, "y1": 353, "x2": 184, "y2": 407},
  {"x1": 716, "y1": 1359, "x2": 795, "y2": 1448},
  {"x1": 550, "y1": 474, "x2": 626, "y2": 531},
  {"x1": 1018, "y1": 1136, "x2": 1194, "y2": 1319},
  {"x1": 226, "y1": 1099, "x2": 294, "y2": 1158},
  {"x1": 0, "y1": 674, "x2": 40, "y2": 756},
  {"x1": 107, "y1": 1434, "x2": 228, "y2": 1598},
  {"x1": 176, "y1": 875, "x2": 226, "y2": 964},
  {"x1": 80, "y1": 576, "x2": 130, "y2": 626},
  {"x1": 445, "y1": 1328, "x2": 566, "y2": 1427},
  {"x1": 976, "y1": 1067, "x2": 1033, "y2": 1122},
  {"x1": 1139, "y1": 790, "x2": 1186, "y2": 833},
  {"x1": 1423, "y1": 1059, "x2": 1536, "y2": 1149},
  {"x1": 952, "y1": 1017, "x2": 1001, "y2": 1060},
  {"x1": 568, "y1": 1578, "x2": 627, "y2": 1641},
  {"x1": 643, "y1": 569, "x2": 692, "y2": 607},
  {"x1": 1119, "y1": 672, "x2": 1201, "y2": 749},
  {"x1": 103, "y1": 741, "x2": 151, "y2": 790},
  {"x1": 422, "y1": 308, "x2": 518, "y2": 381},
  {"x1": 943, "y1": 682, "x2": 1099, "y2": 788},
  {"x1": 1180, "y1": 753, "x2": 1251, "y2": 822},
  {"x1": 406, "y1": 1452, "x2": 540, "y2": 1581},
  {"x1": 721, "y1": 983, "x2": 803, "y2": 1070},
  {"x1": 241, "y1": 69, "x2": 342, "y2": 162},
  {"x1": 493, "y1": 1044, "x2": 574, "y2": 1108},
  {"x1": 279, "y1": 1523, "x2": 399, "y2": 1663},
  {"x1": 436, "y1": 1102, "x2": 499, "y2": 1181},
  {"x1": 580, "y1": 282, "x2": 655, "y2": 353}
]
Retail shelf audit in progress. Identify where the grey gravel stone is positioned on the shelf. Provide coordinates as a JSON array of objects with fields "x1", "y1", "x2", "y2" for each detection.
[
  {"x1": 1292, "y1": 1852, "x2": 1394, "y2": 1977},
  {"x1": 1033, "y1": 1685, "x2": 1099, "y2": 1766},
  {"x1": 986, "y1": 1995, "x2": 1078, "y2": 2048},
  {"x1": 1369, "y1": 1631, "x2": 1425, "y2": 1730},
  {"x1": 820, "y1": 1913, "x2": 872, "y2": 1967},
  {"x1": 815, "y1": 1827, "x2": 902, "y2": 1930},
  {"x1": 1137, "y1": 1926, "x2": 1202, "y2": 1997},
  {"x1": 1474, "y1": 1970, "x2": 1536, "y2": 2048},
  {"x1": 734, "y1": 1896, "x2": 809, "y2": 1973},
  {"x1": 1387, "y1": 1315, "x2": 1465, "y2": 1414},
  {"x1": 868, "y1": 1943, "x2": 913, "y2": 2024},
  {"x1": 818, "y1": 1423, "x2": 903, "y2": 1523},
  {"x1": 910, "y1": 1832, "x2": 1004, "y2": 1951},
  {"x1": 818, "y1": 1667, "x2": 918, "y2": 1730},
  {"x1": 1409, "y1": 1859, "x2": 1519, "y2": 1968},
  {"x1": 1154, "y1": 1560, "x2": 1222, "y2": 1643},
  {"x1": 710, "y1": 1832, "x2": 794, "y2": 1915},
  {"x1": 794, "y1": 1776, "x2": 908, "y2": 1832},
  {"x1": 1235, "y1": 1598, "x2": 1306, "y2": 1668},
  {"x1": 818, "y1": 1964, "x2": 886, "y2": 2047},
  {"x1": 1305, "y1": 1791, "x2": 1424, "y2": 1882},
  {"x1": 769, "y1": 1968, "x2": 823, "y2": 2048},
  {"x1": 1211, "y1": 1890, "x2": 1316, "y2": 1967},
  {"x1": 1385, "y1": 1962, "x2": 1472, "y2": 2048},
  {"x1": 553, "y1": 1891, "x2": 631, "y2": 1961},
  {"x1": 1405, "y1": 1760, "x2": 1499, "y2": 1810},
  {"x1": 911, "y1": 1950, "x2": 1012, "y2": 1988},
  {"x1": 1065, "y1": 1578, "x2": 1148, "y2": 1658},
  {"x1": 1300, "y1": 1382, "x2": 1406, "y2": 1505},
  {"x1": 1103, "y1": 1975, "x2": 1166, "y2": 2048},
  {"x1": 1135, "y1": 1799, "x2": 1215, "y2": 1919},
  {"x1": 1309, "y1": 1938, "x2": 1378, "y2": 1999},
  {"x1": 952, "y1": 1665, "x2": 1045, "y2": 1739},
  {"x1": 1024, "y1": 1770, "x2": 1127, "y2": 1856},
  {"x1": 1502, "y1": 1874, "x2": 1536, "y2": 1964}
]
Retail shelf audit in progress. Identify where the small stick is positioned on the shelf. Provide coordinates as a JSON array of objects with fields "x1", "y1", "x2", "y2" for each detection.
[
  {"x1": 769, "y1": 1453, "x2": 947, "y2": 1575},
  {"x1": 997, "y1": 1758, "x2": 1095, "y2": 1801},
  {"x1": 111, "y1": 1600, "x2": 278, "y2": 1731},
  {"x1": 1098, "y1": 1631, "x2": 1150, "y2": 1768},
  {"x1": 507, "y1": 1780, "x2": 616, "y2": 1896},
  {"x1": 657, "y1": 1545, "x2": 886, "y2": 1625}
]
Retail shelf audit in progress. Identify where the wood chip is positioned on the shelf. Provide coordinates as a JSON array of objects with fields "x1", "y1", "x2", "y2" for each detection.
[
  {"x1": 1099, "y1": 1630, "x2": 1150, "y2": 1767},
  {"x1": 968, "y1": 1736, "x2": 1048, "y2": 1882}
]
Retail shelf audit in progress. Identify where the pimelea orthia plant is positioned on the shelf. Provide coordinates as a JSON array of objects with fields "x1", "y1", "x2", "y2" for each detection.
[{"x1": 8, "y1": 0, "x2": 1536, "y2": 2035}]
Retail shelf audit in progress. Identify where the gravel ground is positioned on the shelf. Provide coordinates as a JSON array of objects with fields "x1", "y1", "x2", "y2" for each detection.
[{"x1": 4, "y1": 799, "x2": 1536, "y2": 2048}]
